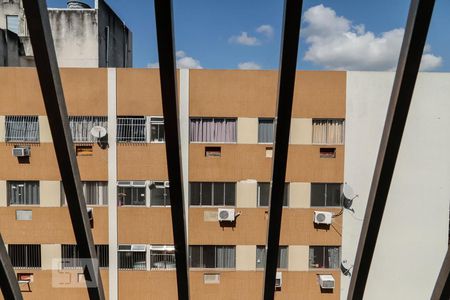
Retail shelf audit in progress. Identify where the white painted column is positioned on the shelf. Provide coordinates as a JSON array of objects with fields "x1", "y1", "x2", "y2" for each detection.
[
  {"x1": 180, "y1": 69, "x2": 190, "y2": 242},
  {"x1": 0, "y1": 116, "x2": 5, "y2": 142},
  {"x1": 107, "y1": 68, "x2": 118, "y2": 300}
]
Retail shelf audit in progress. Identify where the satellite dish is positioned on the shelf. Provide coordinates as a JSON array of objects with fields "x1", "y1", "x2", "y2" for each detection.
[
  {"x1": 340, "y1": 259, "x2": 353, "y2": 276},
  {"x1": 90, "y1": 126, "x2": 107, "y2": 139},
  {"x1": 343, "y1": 184, "x2": 356, "y2": 199}
]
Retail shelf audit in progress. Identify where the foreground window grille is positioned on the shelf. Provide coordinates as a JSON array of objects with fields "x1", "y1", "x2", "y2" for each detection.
[
  {"x1": 258, "y1": 118, "x2": 274, "y2": 143},
  {"x1": 311, "y1": 183, "x2": 342, "y2": 207},
  {"x1": 118, "y1": 245, "x2": 147, "y2": 270},
  {"x1": 61, "y1": 245, "x2": 109, "y2": 268},
  {"x1": 257, "y1": 182, "x2": 289, "y2": 207},
  {"x1": 5, "y1": 116, "x2": 39, "y2": 142},
  {"x1": 8, "y1": 244, "x2": 41, "y2": 268},
  {"x1": 150, "y1": 246, "x2": 176, "y2": 270},
  {"x1": 7, "y1": 181, "x2": 39, "y2": 205},
  {"x1": 150, "y1": 117, "x2": 165, "y2": 142},
  {"x1": 190, "y1": 118, "x2": 237, "y2": 143},
  {"x1": 189, "y1": 182, "x2": 236, "y2": 206},
  {"x1": 61, "y1": 181, "x2": 108, "y2": 205},
  {"x1": 117, "y1": 181, "x2": 146, "y2": 206},
  {"x1": 150, "y1": 181, "x2": 170, "y2": 206},
  {"x1": 256, "y1": 246, "x2": 288, "y2": 269},
  {"x1": 117, "y1": 116, "x2": 146, "y2": 143},
  {"x1": 312, "y1": 119, "x2": 345, "y2": 144},
  {"x1": 69, "y1": 116, "x2": 108, "y2": 143},
  {"x1": 189, "y1": 246, "x2": 235, "y2": 268},
  {"x1": 309, "y1": 246, "x2": 340, "y2": 269}
]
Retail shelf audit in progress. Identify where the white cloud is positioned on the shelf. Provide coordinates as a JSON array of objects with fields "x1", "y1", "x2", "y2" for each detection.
[
  {"x1": 147, "y1": 62, "x2": 159, "y2": 68},
  {"x1": 147, "y1": 50, "x2": 203, "y2": 69},
  {"x1": 302, "y1": 4, "x2": 442, "y2": 71},
  {"x1": 238, "y1": 61, "x2": 262, "y2": 70},
  {"x1": 229, "y1": 32, "x2": 261, "y2": 46},
  {"x1": 256, "y1": 25, "x2": 274, "y2": 38}
]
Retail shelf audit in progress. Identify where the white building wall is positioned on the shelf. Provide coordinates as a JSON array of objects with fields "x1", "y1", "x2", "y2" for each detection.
[{"x1": 342, "y1": 72, "x2": 450, "y2": 300}]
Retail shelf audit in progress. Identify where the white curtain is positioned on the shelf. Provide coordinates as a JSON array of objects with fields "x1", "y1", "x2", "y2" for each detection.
[
  {"x1": 312, "y1": 119, "x2": 345, "y2": 144},
  {"x1": 190, "y1": 118, "x2": 236, "y2": 142}
]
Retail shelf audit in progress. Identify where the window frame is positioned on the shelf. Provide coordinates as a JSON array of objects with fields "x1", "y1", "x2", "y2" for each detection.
[
  {"x1": 149, "y1": 181, "x2": 171, "y2": 207},
  {"x1": 256, "y1": 245, "x2": 288, "y2": 269},
  {"x1": 309, "y1": 246, "x2": 341, "y2": 269},
  {"x1": 117, "y1": 181, "x2": 147, "y2": 206},
  {"x1": 8, "y1": 244, "x2": 41, "y2": 269},
  {"x1": 117, "y1": 116, "x2": 147, "y2": 143},
  {"x1": 189, "y1": 117, "x2": 237, "y2": 144},
  {"x1": 61, "y1": 244, "x2": 109, "y2": 268},
  {"x1": 258, "y1": 118, "x2": 275, "y2": 144},
  {"x1": 68, "y1": 116, "x2": 108, "y2": 143},
  {"x1": 310, "y1": 183, "x2": 343, "y2": 207},
  {"x1": 189, "y1": 245, "x2": 236, "y2": 269},
  {"x1": 149, "y1": 116, "x2": 165, "y2": 143},
  {"x1": 257, "y1": 182, "x2": 289, "y2": 207},
  {"x1": 149, "y1": 245, "x2": 176, "y2": 270},
  {"x1": 61, "y1": 181, "x2": 108, "y2": 206},
  {"x1": 7, "y1": 181, "x2": 40, "y2": 206},
  {"x1": 5, "y1": 116, "x2": 40, "y2": 143},
  {"x1": 6, "y1": 15, "x2": 19, "y2": 35},
  {"x1": 118, "y1": 244, "x2": 148, "y2": 270},
  {"x1": 189, "y1": 182, "x2": 236, "y2": 207},
  {"x1": 312, "y1": 118, "x2": 345, "y2": 145}
]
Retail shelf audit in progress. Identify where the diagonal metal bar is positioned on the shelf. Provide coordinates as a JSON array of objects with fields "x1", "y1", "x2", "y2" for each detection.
[
  {"x1": 153, "y1": 0, "x2": 190, "y2": 299},
  {"x1": 22, "y1": 1, "x2": 105, "y2": 299},
  {"x1": 0, "y1": 233, "x2": 23, "y2": 300},
  {"x1": 347, "y1": 0, "x2": 435, "y2": 299},
  {"x1": 263, "y1": 0, "x2": 303, "y2": 299},
  {"x1": 431, "y1": 248, "x2": 450, "y2": 300}
]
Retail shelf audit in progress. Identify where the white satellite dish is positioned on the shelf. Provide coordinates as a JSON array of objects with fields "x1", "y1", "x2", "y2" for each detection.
[
  {"x1": 90, "y1": 126, "x2": 107, "y2": 139},
  {"x1": 343, "y1": 183, "x2": 356, "y2": 199}
]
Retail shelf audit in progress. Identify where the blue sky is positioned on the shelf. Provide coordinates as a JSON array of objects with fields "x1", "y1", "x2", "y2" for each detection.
[{"x1": 48, "y1": 0, "x2": 450, "y2": 71}]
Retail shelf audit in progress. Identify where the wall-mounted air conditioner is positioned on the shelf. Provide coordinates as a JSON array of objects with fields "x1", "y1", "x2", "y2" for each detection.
[
  {"x1": 12, "y1": 147, "x2": 30, "y2": 157},
  {"x1": 164, "y1": 181, "x2": 170, "y2": 188},
  {"x1": 218, "y1": 208, "x2": 235, "y2": 222},
  {"x1": 313, "y1": 211, "x2": 332, "y2": 225},
  {"x1": 318, "y1": 274, "x2": 335, "y2": 289}
]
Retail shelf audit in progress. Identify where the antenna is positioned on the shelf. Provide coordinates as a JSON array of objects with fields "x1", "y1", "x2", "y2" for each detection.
[{"x1": 90, "y1": 125, "x2": 107, "y2": 139}]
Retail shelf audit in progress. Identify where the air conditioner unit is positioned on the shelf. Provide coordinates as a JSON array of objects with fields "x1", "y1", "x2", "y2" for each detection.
[
  {"x1": 318, "y1": 274, "x2": 335, "y2": 289},
  {"x1": 12, "y1": 147, "x2": 30, "y2": 157},
  {"x1": 164, "y1": 181, "x2": 170, "y2": 188},
  {"x1": 313, "y1": 211, "x2": 332, "y2": 225},
  {"x1": 275, "y1": 272, "x2": 282, "y2": 288},
  {"x1": 218, "y1": 208, "x2": 235, "y2": 222}
]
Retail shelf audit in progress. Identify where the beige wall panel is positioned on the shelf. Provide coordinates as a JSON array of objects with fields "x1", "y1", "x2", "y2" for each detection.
[
  {"x1": 40, "y1": 181, "x2": 61, "y2": 207},
  {"x1": 237, "y1": 118, "x2": 258, "y2": 144},
  {"x1": 236, "y1": 245, "x2": 256, "y2": 271},
  {"x1": 117, "y1": 144, "x2": 168, "y2": 180},
  {"x1": 236, "y1": 180, "x2": 257, "y2": 208},
  {"x1": 41, "y1": 244, "x2": 61, "y2": 270},
  {"x1": 288, "y1": 245, "x2": 309, "y2": 271},
  {"x1": 77, "y1": 145, "x2": 108, "y2": 180},
  {"x1": 290, "y1": 118, "x2": 312, "y2": 144},
  {"x1": 0, "y1": 116, "x2": 5, "y2": 142},
  {"x1": 289, "y1": 182, "x2": 310, "y2": 208},
  {"x1": 0, "y1": 181, "x2": 6, "y2": 207},
  {"x1": 38, "y1": 116, "x2": 52, "y2": 143}
]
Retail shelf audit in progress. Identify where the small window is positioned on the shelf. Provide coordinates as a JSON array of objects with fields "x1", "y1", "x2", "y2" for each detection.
[
  {"x1": 150, "y1": 117, "x2": 165, "y2": 142},
  {"x1": 61, "y1": 181, "x2": 108, "y2": 206},
  {"x1": 8, "y1": 244, "x2": 41, "y2": 268},
  {"x1": 320, "y1": 147, "x2": 336, "y2": 158},
  {"x1": 76, "y1": 145, "x2": 93, "y2": 156},
  {"x1": 205, "y1": 146, "x2": 221, "y2": 157},
  {"x1": 7, "y1": 181, "x2": 39, "y2": 205},
  {"x1": 16, "y1": 210, "x2": 32, "y2": 220},
  {"x1": 150, "y1": 182, "x2": 170, "y2": 206},
  {"x1": 69, "y1": 116, "x2": 107, "y2": 143},
  {"x1": 258, "y1": 118, "x2": 274, "y2": 143},
  {"x1": 309, "y1": 246, "x2": 340, "y2": 269},
  {"x1": 118, "y1": 245, "x2": 147, "y2": 270},
  {"x1": 117, "y1": 181, "x2": 146, "y2": 206},
  {"x1": 117, "y1": 116, "x2": 146, "y2": 143},
  {"x1": 190, "y1": 118, "x2": 237, "y2": 143},
  {"x1": 61, "y1": 245, "x2": 109, "y2": 268},
  {"x1": 150, "y1": 245, "x2": 175, "y2": 269},
  {"x1": 189, "y1": 182, "x2": 236, "y2": 206},
  {"x1": 5, "y1": 116, "x2": 39, "y2": 143},
  {"x1": 256, "y1": 246, "x2": 288, "y2": 269},
  {"x1": 265, "y1": 147, "x2": 273, "y2": 158},
  {"x1": 6, "y1": 15, "x2": 19, "y2": 35},
  {"x1": 312, "y1": 119, "x2": 345, "y2": 144},
  {"x1": 257, "y1": 183, "x2": 289, "y2": 207},
  {"x1": 189, "y1": 246, "x2": 235, "y2": 268},
  {"x1": 311, "y1": 183, "x2": 342, "y2": 207}
]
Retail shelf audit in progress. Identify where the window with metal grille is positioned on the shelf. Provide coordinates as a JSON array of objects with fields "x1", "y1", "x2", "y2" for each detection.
[
  {"x1": 61, "y1": 245, "x2": 109, "y2": 268},
  {"x1": 117, "y1": 181, "x2": 146, "y2": 206},
  {"x1": 258, "y1": 118, "x2": 274, "y2": 143},
  {"x1": 68, "y1": 116, "x2": 108, "y2": 143},
  {"x1": 257, "y1": 183, "x2": 289, "y2": 207},
  {"x1": 310, "y1": 183, "x2": 342, "y2": 207},
  {"x1": 309, "y1": 246, "x2": 340, "y2": 269},
  {"x1": 8, "y1": 244, "x2": 41, "y2": 268},
  {"x1": 150, "y1": 117, "x2": 165, "y2": 142},
  {"x1": 189, "y1": 246, "x2": 235, "y2": 268},
  {"x1": 312, "y1": 119, "x2": 345, "y2": 144},
  {"x1": 190, "y1": 118, "x2": 237, "y2": 143},
  {"x1": 150, "y1": 182, "x2": 170, "y2": 206},
  {"x1": 117, "y1": 116, "x2": 146, "y2": 143},
  {"x1": 7, "y1": 181, "x2": 39, "y2": 205},
  {"x1": 118, "y1": 245, "x2": 147, "y2": 270},
  {"x1": 150, "y1": 246, "x2": 176, "y2": 270},
  {"x1": 256, "y1": 246, "x2": 288, "y2": 269},
  {"x1": 61, "y1": 181, "x2": 108, "y2": 206},
  {"x1": 5, "y1": 116, "x2": 39, "y2": 142},
  {"x1": 189, "y1": 182, "x2": 236, "y2": 206}
]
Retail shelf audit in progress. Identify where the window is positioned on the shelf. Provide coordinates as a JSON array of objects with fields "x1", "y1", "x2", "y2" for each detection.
[
  {"x1": 257, "y1": 183, "x2": 289, "y2": 207},
  {"x1": 75, "y1": 145, "x2": 93, "y2": 156},
  {"x1": 190, "y1": 182, "x2": 236, "y2": 206},
  {"x1": 309, "y1": 246, "x2": 340, "y2": 269},
  {"x1": 6, "y1": 15, "x2": 19, "y2": 35},
  {"x1": 150, "y1": 117, "x2": 165, "y2": 142},
  {"x1": 311, "y1": 183, "x2": 342, "y2": 207},
  {"x1": 7, "y1": 181, "x2": 39, "y2": 205},
  {"x1": 150, "y1": 182, "x2": 170, "y2": 206},
  {"x1": 117, "y1": 181, "x2": 146, "y2": 206},
  {"x1": 256, "y1": 246, "x2": 288, "y2": 269},
  {"x1": 118, "y1": 245, "x2": 147, "y2": 270},
  {"x1": 5, "y1": 116, "x2": 39, "y2": 142},
  {"x1": 189, "y1": 246, "x2": 235, "y2": 268},
  {"x1": 61, "y1": 245, "x2": 109, "y2": 268},
  {"x1": 320, "y1": 147, "x2": 336, "y2": 158},
  {"x1": 205, "y1": 146, "x2": 221, "y2": 157},
  {"x1": 190, "y1": 118, "x2": 237, "y2": 143},
  {"x1": 258, "y1": 118, "x2": 274, "y2": 143},
  {"x1": 312, "y1": 119, "x2": 345, "y2": 144},
  {"x1": 69, "y1": 116, "x2": 108, "y2": 143},
  {"x1": 61, "y1": 181, "x2": 108, "y2": 205},
  {"x1": 117, "y1": 116, "x2": 146, "y2": 143},
  {"x1": 8, "y1": 245, "x2": 41, "y2": 268},
  {"x1": 150, "y1": 245, "x2": 176, "y2": 270}
]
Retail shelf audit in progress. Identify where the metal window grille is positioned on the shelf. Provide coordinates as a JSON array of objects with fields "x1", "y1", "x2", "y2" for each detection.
[
  {"x1": 118, "y1": 245, "x2": 147, "y2": 270},
  {"x1": 150, "y1": 247, "x2": 176, "y2": 270},
  {"x1": 310, "y1": 183, "x2": 342, "y2": 207},
  {"x1": 5, "y1": 116, "x2": 39, "y2": 142},
  {"x1": 8, "y1": 244, "x2": 41, "y2": 268},
  {"x1": 7, "y1": 181, "x2": 39, "y2": 205},
  {"x1": 309, "y1": 246, "x2": 340, "y2": 269},
  {"x1": 256, "y1": 246, "x2": 288, "y2": 269},
  {"x1": 117, "y1": 116, "x2": 147, "y2": 143},
  {"x1": 189, "y1": 182, "x2": 236, "y2": 206},
  {"x1": 150, "y1": 117, "x2": 165, "y2": 142},
  {"x1": 69, "y1": 116, "x2": 108, "y2": 143},
  {"x1": 189, "y1": 246, "x2": 235, "y2": 268},
  {"x1": 150, "y1": 182, "x2": 170, "y2": 206},
  {"x1": 61, "y1": 181, "x2": 108, "y2": 206},
  {"x1": 312, "y1": 119, "x2": 345, "y2": 145},
  {"x1": 257, "y1": 183, "x2": 289, "y2": 207},
  {"x1": 61, "y1": 244, "x2": 109, "y2": 268}
]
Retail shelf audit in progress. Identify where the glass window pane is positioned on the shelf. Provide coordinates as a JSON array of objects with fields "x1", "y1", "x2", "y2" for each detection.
[
  {"x1": 133, "y1": 187, "x2": 146, "y2": 205},
  {"x1": 309, "y1": 246, "x2": 323, "y2": 268},
  {"x1": 326, "y1": 183, "x2": 342, "y2": 206},
  {"x1": 190, "y1": 183, "x2": 200, "y2": 205},
  {"x1": 6, "y1": 15, "x2": 19, "y2": 35},
  {"x1": 278, "y1": 246, "x2": 288, "y2": 268},
  {"x1": 311, "y1": 183, "x2": 326, "y2": 207},
  {"x1": 258, "y1": 119, "x2": 274, "y2": 143},
  {"x1": 202, "y1": 246, "x2": 215, "y2": 268},
  {"x1": 283, "y1": 183, "x2": 289, "y2": 207},
  {"x1": 189, "y1": 246, "x2": 201, "y2": 268},
  {"x1": 201, "y1": 183, "x2": 212, "y2": 206},
  {"x1": 213, "y1": 183, "x2": 225, "y2": 206},
  {"x1": 258, "y1": 183, "x2": 270, "y2": 207},
  {"x1": 150, "y1": 188, "x2": 165, "y2": 206},
  {"x1": 256, "y1": 246, "x2": 266, "y2": 268},
  {"x1": 225, "y1": 183, "x2": 236, "y2": 206}
]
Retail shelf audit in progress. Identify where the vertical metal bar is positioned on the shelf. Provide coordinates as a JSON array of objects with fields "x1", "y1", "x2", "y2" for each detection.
[
  {"x1": 0, "y1": 234, "x2": 22, "y2": 300},
  {"x1": 263, "y1": 0, "x2": 303, "y2": 299},
  {"x1": 153, "y1": 0, "x2": 190, "y2": 299},
  {"x1": 431, "y1": 248, "x2": 450, "y2": 300},
  {"x1": 21, "y1": 1, "x2": 105, "y2": 299},
  {"x1": 347, "y1": 0, "x2": 435, "y2": 299}
]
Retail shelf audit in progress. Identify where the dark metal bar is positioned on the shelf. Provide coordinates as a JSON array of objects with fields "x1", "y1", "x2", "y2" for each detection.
[
  {"x1": 153, "y1": 1, "x2": 190, "y2": 299},
  {"x1": 263, "y1": 0, "x2": 303, "y2": 299},
  {"x1": 431, "y1": 248, "x2": 450, "y2": 300},
  {"x1": 22, "y1": 1, "x2": 105, "y2": 299},
  {"x1": 347, "y1": 0, "x2": 435, "y2": 299},
  {"x1": 0, "y1": 233, "x2": 22, "y2": 300}
]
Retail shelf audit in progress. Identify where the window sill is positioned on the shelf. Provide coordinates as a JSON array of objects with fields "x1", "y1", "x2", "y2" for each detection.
[
  {"x1": 190, "y1": 142, "x2": 237, "y2": 144},
  {"x1": 189, "y1": 268, "x2": 236, "y2": 272},
  {"x1": 9, "y1": 204, "x2": 40, "y2": 207}
]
